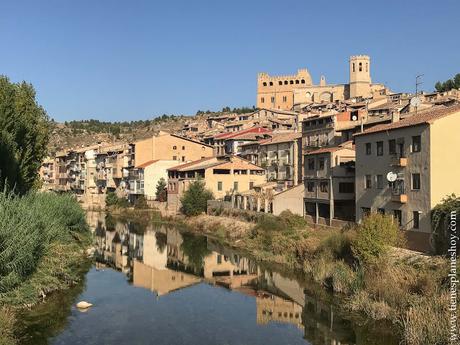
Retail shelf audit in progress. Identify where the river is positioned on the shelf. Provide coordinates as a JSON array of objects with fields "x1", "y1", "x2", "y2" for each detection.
[{"x1": 15, "y1": 211, "x2": 400, "y2": 345}]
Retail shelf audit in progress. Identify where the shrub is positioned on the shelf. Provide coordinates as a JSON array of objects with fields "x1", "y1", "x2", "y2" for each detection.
[
  {"x1": 180, "y1": 180, "x2": 214, "y2": 216},
  {"x1": 134, "y1": 195, "x2": 148, "y2": 209},
  {"x1": 317, "y1": 230, "x2": 356, "y2": 262},
  {"x1": 105, "y1": 192, "x2": 118, "y2": 206},
  {"x1": 155, "y1": 178, "x2": 167, "y2": 202},
  {"x1": 351, "y1": 213, "x2": 400, "y2": 264},
  {"x1": 116, "y1": 196, "x2": 129, "y2": 208},
  {"x1": 431, "y1": 194, "x2": 460, "y2": 255}
]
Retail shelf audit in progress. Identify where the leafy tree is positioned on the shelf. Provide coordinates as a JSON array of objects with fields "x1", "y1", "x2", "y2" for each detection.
[
  {"x1": 155, "y1": 177, "x2": 167, "y2": 201},
  {"x1": 134, "y1": 195, "x2": 148, "y2": 209},
  {"x1": 180, "y1": 180, "x2": 214, "y2": 216},
  {"x1": 431, "y1": 194, "x2": 460, "y2": 255},
  {"x1": 105, "y1": 192, "x2": 118, "y2": 206},
  {"x1": 0, "y1": 76, "x2": 50, "y2": 194},
  {"x1": 434, "y1": 73, "x2": 460, "y2": 92},
  {"x1": 351, "y1": 213, "x2": 401, "y2": 264}
]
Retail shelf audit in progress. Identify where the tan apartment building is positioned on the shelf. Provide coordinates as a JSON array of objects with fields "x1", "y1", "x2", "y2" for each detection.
[
  {"x1": 167, "y1": 155, "x2": 266, "y2": 212},
  {"x1": 257, "y1": 55, "x2": 389, "y2": 111},
  {"x1": 134, "y1": 131, "x2": 213, "y2": 167},
  {"x1": 39, "y1": 157, "x2": 56, "y2": 190},
  {"x1": 304, "y1": 144, "x2": 356, "y2": 225},
  {"x1": 212, "y1": 127, "x2": 272, "y2": 156},
  {"x1": 354, "y1": 105, "x2": 460, "y2": 252}
]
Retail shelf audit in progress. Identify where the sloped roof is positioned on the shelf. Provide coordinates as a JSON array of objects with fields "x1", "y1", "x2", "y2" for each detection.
[
  {"x1": 354, "y1": 104, "x2": 460, "y2": 137},
  {"x1": 259, "y1": 132, "x2": 301, "y2": 146},
  {"x1": 136, "y1": 160, "x2": 160, "y2": 169},
  {"x1": 214, "y1": 127, "x2": 272, "y2": 140}
]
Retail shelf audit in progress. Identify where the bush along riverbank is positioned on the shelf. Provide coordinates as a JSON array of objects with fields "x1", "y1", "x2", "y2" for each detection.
[
  {"x1": 185, "y1": 208, "x2": 452, "y2": 345},
  {"x1": 0, "y1": 191, "x2": 92, "y2": 345}
]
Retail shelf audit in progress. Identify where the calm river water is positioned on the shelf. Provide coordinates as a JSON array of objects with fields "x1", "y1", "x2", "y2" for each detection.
[{"x1": 16, "y1": 212, "x2": 400, "y2": 345}]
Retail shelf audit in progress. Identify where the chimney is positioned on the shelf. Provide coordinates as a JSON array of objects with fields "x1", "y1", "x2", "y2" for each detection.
[{"x1": 391, "y1": 111, "x2": 400, "y2": 123}]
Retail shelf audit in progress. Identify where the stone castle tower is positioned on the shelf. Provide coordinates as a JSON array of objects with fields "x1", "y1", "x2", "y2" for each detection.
[{"x1": 349, "y1": 55, "x2": 372, "y2": 99}]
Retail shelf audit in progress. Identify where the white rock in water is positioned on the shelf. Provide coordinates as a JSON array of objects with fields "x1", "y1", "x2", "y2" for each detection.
[{"x1": 76, "y1": 301, "x2": 93, "y2": 309}]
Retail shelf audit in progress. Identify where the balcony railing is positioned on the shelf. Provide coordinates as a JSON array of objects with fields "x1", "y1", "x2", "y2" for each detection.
[
  {"x1": 391, "y1": 180, "x2": 407, "y2": 203},
  {"x1": 390, "y1": 156, "x2": 407, "y2": 167}
]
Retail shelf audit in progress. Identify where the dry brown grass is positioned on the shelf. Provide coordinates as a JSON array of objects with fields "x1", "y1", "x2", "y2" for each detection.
[{"x1": 0, "y1": 308, "x2": 17, "y2": 345}]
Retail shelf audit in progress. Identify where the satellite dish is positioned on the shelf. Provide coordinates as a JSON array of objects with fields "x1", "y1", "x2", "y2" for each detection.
[
  {"x1": 410, "y1": 97, "x2": 421, "y2": 107},
  {"x1": 85, "y1": 150, "x2": 95, "y2": 160},
  {"x1": 351, "y1": 115, "x2": 358, "y2": 121},
  {"x1": 386, "y1": 171, "x2": 397, "y2": 182}
]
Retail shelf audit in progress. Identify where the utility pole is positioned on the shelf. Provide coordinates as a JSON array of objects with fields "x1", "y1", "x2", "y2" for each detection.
[{"x1": 414, "y1": 74, "x2": 424, "y2": 114}]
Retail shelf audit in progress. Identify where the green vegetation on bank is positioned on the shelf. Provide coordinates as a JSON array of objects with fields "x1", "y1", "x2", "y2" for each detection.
[
  {"x1": 204, "y1": 207, "x2": 453, "y2": 345},
  {"x1": 0, "y1": 192, "x2": 91, "y2": 344}
]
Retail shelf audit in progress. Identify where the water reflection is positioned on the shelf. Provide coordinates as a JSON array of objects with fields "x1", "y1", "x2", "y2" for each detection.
[{"x1": 86, "y1": 212, "x2": 398, "y2": 345}]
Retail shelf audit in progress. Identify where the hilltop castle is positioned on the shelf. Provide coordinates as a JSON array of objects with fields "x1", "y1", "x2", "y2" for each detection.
[{"x1": 257, "y1": 55, "x2": 390, "y2": 110}]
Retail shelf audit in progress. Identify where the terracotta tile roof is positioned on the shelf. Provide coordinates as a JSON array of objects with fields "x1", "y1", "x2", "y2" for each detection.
[
  {"x1": 135, "y1": 159, "x2": 160, "y2": 169},
  {"x1": 167, "y1": 157, "x2": 216, "y2": 171},
  {"x1": 354, "y1": 104, "x2": 460, "y2": 137},
  {"x1": 305, "y1": 147, "x2": 342, "y2": 155},
  {"x1": 214, "y1": 127, "x2": 272, "y2": 140},
  {"x1": 259, "y1": 132, "x2": 301, "y2": 146}
]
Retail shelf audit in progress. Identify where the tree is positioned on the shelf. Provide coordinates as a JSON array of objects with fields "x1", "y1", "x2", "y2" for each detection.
[
  {"x1": 434, "y1": 73, "x2": 460, "y2": 92},
  {"x1": 155, "y1": 177, "x2": 167, "y2": 201},
  {"x1": 180, "y1": 180, "x2": 214, "y2": 216},
  {"x1": 0, "y1": 76, "x2": 50, "y2": 194}
]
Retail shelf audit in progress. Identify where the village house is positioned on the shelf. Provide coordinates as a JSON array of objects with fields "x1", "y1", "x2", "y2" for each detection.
[
  {"x1": 304, "y1": 143, "x2": 356, "y2": 226},
  {"x1": 212, "y1": 127, "x2": 272, "y2": 156},
  {"x1": 167, "y1": 155, "x2": 266, "y2": 212},
  {"x1": 354, "y1": 104, "x2": 460, "y2": 252},
  {"x1": 39, "y1": 157, "x2": 56, "y2": 191}
]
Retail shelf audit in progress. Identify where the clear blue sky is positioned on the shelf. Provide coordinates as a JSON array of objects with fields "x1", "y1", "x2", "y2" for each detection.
[{"x1": 1, "y1": 0, "x2": 459, "y2": 122}]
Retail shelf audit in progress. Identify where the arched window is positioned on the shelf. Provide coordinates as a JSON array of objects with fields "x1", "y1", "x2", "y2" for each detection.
[
  {"x1": 173, "y1": 146, "x2": 177, "y2": 150},
  {"x1": 278, "y1": 81, "x2": 282, "y2": 86},
  {"x1": 284, "y1": 80, "x2": 288, "y2": 85},
  {"x1": 263, "y1": 82, "x2": 267, "y2": 86},
  {"x1": 301, "y1": 79, "x2": 305, "y2": 84},
  {"x1": 269, "y1": 81, "x2": 273, "y2": 86},
  {"x1": 366, "y1": 63, "x2": 368, "y2": 72},
  {"x1": 295, "y1": 80, "x2": 299, "y2": 84},
  {"x1": 359, "y1": 62, "x2": 362, "y2": 72},
  {"x1": 290, "y1": 80, "x2": 294, "y2": 84},
  {"x1": 352, "y1": 63, "x2": 355, "y2": 72}
]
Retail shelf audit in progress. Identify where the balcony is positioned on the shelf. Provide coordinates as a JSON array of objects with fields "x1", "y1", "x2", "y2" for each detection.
[
  {"x1": 391, "y1": 194, "x2": 408, "y2": 203},
  {"x1": 390, "y1": 156, "x2": 407, "y2": 167}
]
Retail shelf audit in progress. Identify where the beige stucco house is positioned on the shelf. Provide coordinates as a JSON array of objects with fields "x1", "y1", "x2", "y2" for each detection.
[
  {"x1": 167, "y1": 155, "x2": 266, "y2": 212},
  {"x1": 354, "y1": 105, "x2": 460, "y2": 252}
]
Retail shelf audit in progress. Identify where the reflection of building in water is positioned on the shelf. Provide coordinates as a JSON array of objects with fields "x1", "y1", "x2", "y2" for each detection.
[
  {"x1": 132, "y1": 260, "x2": 200, "y2": 296},
  {"x1": 303, "y1": 290, "x2": 356, "y2": 345},
  {"x1": 256, "y1": 293, "x2": 303, "y2": 330},
  {"x1": 141, "y1": 229, "x2": 167, "y2": 270},
  {"x1": 203, "y1": 242, "x2": 259, "y2": 289},
  {"x1": 86, "y1": 211, "x2": 106, "y2": 233}
]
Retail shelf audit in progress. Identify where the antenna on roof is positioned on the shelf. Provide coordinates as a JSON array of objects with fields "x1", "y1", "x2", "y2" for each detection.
[{"x1": 414, "y1": 74, "x2": 424, "y2": 114}]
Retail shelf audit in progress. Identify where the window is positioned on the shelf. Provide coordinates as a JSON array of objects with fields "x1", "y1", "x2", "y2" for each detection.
[
  {"x1": 282, "y1": 96, "x2": 287, "y2": 102},
  {"x1": 413, "y1": 211, "x2": 420, "y2": 229},
  {"x1": 301, "y1": 79, "x2": 305, "y2": 84},
  {"x1": 233, "y1": 181, "x2": 238, "y2": 191},
  {"x1": 352, "y1": 63, "x2": 355, "y2": 72},
  {"x1": 261, "y1": 97, "x2": 265, "y2": 103},
  {"x1": 393, "y1": 210, "x2": 402, "y2": 226},
  {"x1": 339, "y1": 182, "x2": 354, "y2": 193},
  {"x1": 307, "y1": 158, "x2": 315, "y2": 170},
  {"x1": 269, "y1": 81, "x2": 273, "y2": 86},
  {"x1": 365, "y1": 175, "x2": 372, "y2": 189},
  {"x1": 376, "y1": 175, "x2": 384, "y2": 189},
  {"x1": 182, "y1": 146, "x2": 185, "y2": 150},
  {"x1": 262, "y1": 82, "x2": 267, "y2": 87},
  {"x1": 249, "y1": 182, "x2": 254, "y2": 189},
  {"x1": 217, "y1": 255, "x2": 222, "y2": 264},
  {"x1": 217, "y1": 181, "x2": 222, "y2": 191},
  {"x1": 377, "y1": 208, "x2": 385, "y2": 215},
  {"x1": 412, "y1": 173, "x2": 421, "y2": 190},
  {"x1": 307, "y1": 181, "x2": 314, "y2": 192},
  {"x1": 173, "y1": 145, "x2": 177, "y2": 150},
  {"x1": 320, "y1": 181, "x2": 328, "y2": 193},
  {"x1": 278, "y1": 81, "x2": 282, "y2": 86},
  {"x1": 412, "y1": 135, "x2": 421, "y2": 152},
  {"x1": 361, "y1": 207, "x2": 371, "y2": 217},
  {"x1": 389, "y1": 139, "x2": 396, "y2": 155},
  {"x1": 318, "y1": 158, "x2": 325, "y2": 170},
  {"x1": 289, "y1": 80, "x2": 293, "y2": 84},
  {"x1": 359, "y1": 62, "x2": 362, "y2": 71},
  {"x1": 295, "y1": 80, "x2": 299, "y2": 84},
  {"x1": 284, "y1": 80, "x2": 288, "y2": 85},
  {"x1": 173, "y1": 155, "x2": 177, "y2": 160},
  {"x1": 365, "y1": 143, "x2": 372, "y2": 155},
  {"x1": 376, "y1": 141, "x2": 384, "y2": 156},
  {"x1": 271, "y1": 96, "x2": 275, "y2": 103},
  {"x1": 181, "y1": 156, "x2": 185, "y2": 162},
  {"x1": 366, "y1": 63, "x2": 368, "y2": 72}
]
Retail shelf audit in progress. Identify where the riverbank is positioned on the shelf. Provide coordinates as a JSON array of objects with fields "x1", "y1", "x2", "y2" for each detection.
[
  {"x1": 0, "y1": 192, "x2": 92, "y2": 345},
  {"x1": 163, "y1": 209, "x2": 450, "y2": 345}
]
